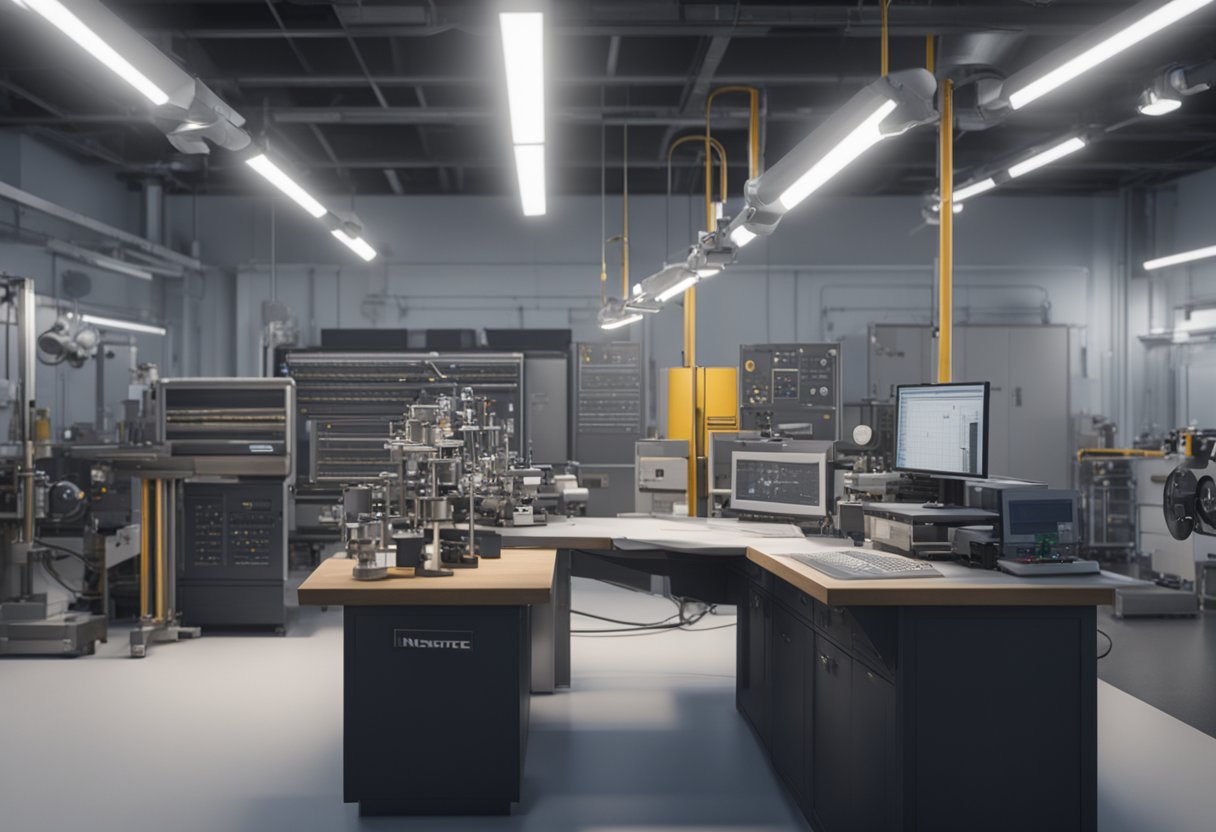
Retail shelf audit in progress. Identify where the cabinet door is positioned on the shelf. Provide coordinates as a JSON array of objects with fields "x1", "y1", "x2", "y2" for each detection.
[
  {"x1": 957, "y1": 327, "x2": 1011, "y2": 477},
  {"x1": 739, "y1": 584, "x2": 770, "y2": 741},
  {"x1": 1007, "y1": 326, "x2": 1071, "y2": 487},
  {"x1": 770, "y1": 605, "x2": 806, "y2": 801},
  {"x1": 851, "y1": 662, "x2": 897, "y2": 832},
  {"x1": 813, "y1": 638, "x2": 853, "y2": 832}
]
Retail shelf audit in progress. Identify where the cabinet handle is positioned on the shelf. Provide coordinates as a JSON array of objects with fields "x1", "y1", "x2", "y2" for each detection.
[
  {"x1": 818, "y1": 654, "x2": 836, "y2": 672},
  {"x1": 866, "y1": 670, "x2": 876, "y2": 682},
  {"x1": 781, "y1": 632, "x2": 791, "y2": 644}
]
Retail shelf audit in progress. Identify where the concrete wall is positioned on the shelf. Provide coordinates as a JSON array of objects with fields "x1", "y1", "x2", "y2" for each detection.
[{"x1": 165, "y1": 189, "x2": 1123, "y2": 436}]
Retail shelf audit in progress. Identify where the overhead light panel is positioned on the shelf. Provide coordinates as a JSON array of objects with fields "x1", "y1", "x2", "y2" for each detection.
[
  {"x1": 601, "y1": 313, "x2": 643, "y2": 330},
  {"x1": 1144, "y1": 244, "x2": 1216, "y2": 270},
  {"x1": 15, "y1": 0, "x2": 170, "y2": 105},
  {"x1": 246, "y1": 153, "x2": 327, "y2": 218},
  {"x1": 724, "y1": 69, "x2": 937, "y2": 247},
  {"x1": 1137, "y1": 87, "x2": 1183, "y2": 115},
  {"x1": 656, "y1": 274, "x2": 699, "y2": 303},
  {"x1": 953, "y1": 178, "x2": 998, "y2": 203},
  {"x1": 513, "y1": 144, "x2": 547, "y2": 217},
  {"x1": 331, "y1": 229, "x2": 377, "y2": 262},
  {"x1": 1007, "y1": 137, "x2": 1088, "y2": 178},
  {"x1": 500, "y1": 11, "x2": 546, "y2": 217},
  {"x1": 778, "y1": 100, "x2": 897, "y2": 211},
  {"x1": 79, "y1": 314, "x2": 167, "y2": 336},
  {"x1": 1004, "y1": 0, "x2": 1216, "y2": 110}
]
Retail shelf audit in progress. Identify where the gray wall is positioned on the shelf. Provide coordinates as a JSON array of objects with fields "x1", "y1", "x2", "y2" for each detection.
[{"x1": 165, "y1": 190, "x2": 1123, "y2": 436}]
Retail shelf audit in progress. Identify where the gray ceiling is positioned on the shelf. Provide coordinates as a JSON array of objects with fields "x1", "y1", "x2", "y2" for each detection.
[{"x1": 1, "y1": 0, "x2": 1215, "y2": 200}]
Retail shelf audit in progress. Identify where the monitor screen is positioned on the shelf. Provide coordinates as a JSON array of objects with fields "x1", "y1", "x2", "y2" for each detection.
[
  {"x1": 730, "y1": 451, "x2": 827, "y2": 518},
  {"x1": 894, "y1": 382, "x2": 990, "y2": 478},
  {"x1": 1001, "y1": 489, "x2": 1081, "y2": 546}
]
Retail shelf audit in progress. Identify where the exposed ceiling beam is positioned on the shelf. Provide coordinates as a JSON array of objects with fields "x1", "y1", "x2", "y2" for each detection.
[
  {"x1": 207, "y1": 74, "x2": 879, "y2": 89},
  {"x1": 680, "y1": 35, "x2": 732, "y2": 114}
]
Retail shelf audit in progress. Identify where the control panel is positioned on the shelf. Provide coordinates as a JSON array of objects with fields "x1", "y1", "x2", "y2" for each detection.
[
  {"x1": 181, "y1": 483, "x2": 284, "y2": 577},
  {"x1": 739, "y1": 343, "x2": 840, "y2": 438},
  {"x1": 572, "y1": 342, "x2": 643, "y2": 456}
]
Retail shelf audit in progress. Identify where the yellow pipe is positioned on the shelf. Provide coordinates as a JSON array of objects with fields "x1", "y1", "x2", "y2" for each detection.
[
  {"x1": 666, "y1": 135, "x2": 728, "y2": 205},
  {"x1": 881, "y1": 0, "x2": 890, "y2": 76},
  {"x1": 155, "y1": 480, "x2": 165, "y2": 623},
  {"x1": 925, "y1": 34, "x2": 936, "y2": 74},
  {"x1": 1076, "y1": 448, "x2": 1165, "y2": 462},
  {"x1": 139, "y1": 480, "x2": 149, "y2": 620},
  {"x1": 707, "y1": 86, "x2": 761, "y2": 180},
  {"x1": 937, "y1": 79, "x2": 954, "y2": 384}
]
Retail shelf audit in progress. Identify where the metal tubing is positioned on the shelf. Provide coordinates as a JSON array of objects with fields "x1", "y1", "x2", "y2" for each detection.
[
  {"x1": 937, "y1": 78, "x2": 954, "y2": 384},
  {"x1": 155, "y1": 480, "x2": 165, "y2": 623},
  {"x1": 881, "y1": 0, "x2": 890, "y2": 76},
  {"x1": 140, "y1": 481, "x2": 150, "y2": 620}
]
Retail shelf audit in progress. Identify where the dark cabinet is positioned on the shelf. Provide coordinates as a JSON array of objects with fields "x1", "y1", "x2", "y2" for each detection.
[
  {"x1": 851, "y1": 662, "x2": 896, "y2": 832},
  {"x1": 770, "y1": 604, "x2": 807, "y2": 802},
  {"x1": 812, "y1": 636, "x2": 853, "y2": 832},
  {"x1": 738, "y1": 582, "x2": 771, "y2": 742}
]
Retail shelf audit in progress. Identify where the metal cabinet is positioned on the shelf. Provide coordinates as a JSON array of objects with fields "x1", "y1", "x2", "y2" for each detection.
[
  {"x1": 770, "y1": 604, "x2": 807, "y2": 803},
  {"x1": 812, "y1": 636, "x2": 853, "y2": 832},
  {"x1": 851, "y1": 662, "x2": 897, "y2": 832},
  {"x1": 738, "y1": 581, "x2": 771, "y2": 742}
]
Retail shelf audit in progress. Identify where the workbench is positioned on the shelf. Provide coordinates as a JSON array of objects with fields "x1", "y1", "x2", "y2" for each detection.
[
  {"x1": 298, "y1": 517, "x2": 1119, "y2": 829},
  {"x1": 298, "y1": 549, "x2": 556, "y2": 816}
]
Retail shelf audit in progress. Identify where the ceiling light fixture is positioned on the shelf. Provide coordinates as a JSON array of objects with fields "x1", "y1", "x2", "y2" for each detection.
[
  {"x1": 500, "y1": 11, "x2": 546, "y2": 217},
  {"x1": 953, "y1": 178, "x2": 999, "y2": 203},
  {"x1": 656, "y1": 274, "x2": 699, "y2": 303},
  {"x1": 1137, "y1": 87, "x2": 1184, "y2": 115},
  {"x1": 724, "y1": 69, "x2": 937, "y2": 247},
  {"x1": 246, "y1": 153, "x2": 327, "y2": 218},
  {"x1": 1003, "y1": 0, "x2": 1216, "y2": 110},
  {"x1": 1144, "y1": 244, "x2": 1216, "y2": 270},
  {"x1": 46, "y1": 240, "x2": 154, "y2": 281},
  {"x1": 14, "y1": 0, "x2": 169, "y2": 105},
  {"x1": 1007, "y1": 137, "x2": 1088, "y2": 178},
  {"x1": 331, "y1": 229, "x2": 377, "y2": 262},
  {"x1": 79, "y1": 314, "x2": 167, "y2": 336}
]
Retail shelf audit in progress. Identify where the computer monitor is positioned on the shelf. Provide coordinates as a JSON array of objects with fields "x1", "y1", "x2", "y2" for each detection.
[
  {"x1": 730, "y1": 450, "x2": 827, "y2": 518},
  {"x1": 894, "y1": 382, "x2": 990, "y2": 479},
  {"x1": 1001, "y1": 489, "x2": 1081, "y2": 546}
]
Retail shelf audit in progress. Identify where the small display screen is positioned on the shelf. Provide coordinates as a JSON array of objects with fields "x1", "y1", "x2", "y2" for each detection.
[
  {"x1": 735, "y1": 459, "x2": 821, "y2": 507},
  {"x1": 1008, "y1": 499, "x2": 1075, "y2": 537}
]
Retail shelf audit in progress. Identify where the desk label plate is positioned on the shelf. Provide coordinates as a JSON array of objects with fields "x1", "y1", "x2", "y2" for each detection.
[{"x1": 393, "y1": 629, "x2": 474, "y2": 652}]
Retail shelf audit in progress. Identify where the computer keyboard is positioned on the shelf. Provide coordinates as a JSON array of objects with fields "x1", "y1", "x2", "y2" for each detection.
[{"x1": 789, "y1": 549, "x2": 942, "y2": 580}]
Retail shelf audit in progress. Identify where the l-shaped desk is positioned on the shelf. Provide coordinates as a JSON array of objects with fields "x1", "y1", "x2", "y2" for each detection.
[{"x1": 298, "y1": 516, "x2": 1121, "y2": 831}]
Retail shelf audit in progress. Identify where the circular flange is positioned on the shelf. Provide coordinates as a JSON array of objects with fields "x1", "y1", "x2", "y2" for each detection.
[
  {"x1": 1163, "y1": 467, "x2": 1198, "y2": 541},
  {"x1": 1197, "y1": 476, "x2": 1216, "y2": 528}
]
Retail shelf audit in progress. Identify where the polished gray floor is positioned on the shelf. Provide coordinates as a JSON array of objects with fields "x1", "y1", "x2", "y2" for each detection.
[
  {"x1": 3, "y1": 578, "x2": 1216, "y2": 831},
  {"x1": 1097, "y1": 605, "x2": 1216, "y2": 738}
]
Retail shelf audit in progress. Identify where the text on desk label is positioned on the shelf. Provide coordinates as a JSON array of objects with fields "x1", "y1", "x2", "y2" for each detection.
[{"x1": 393, "y1": 629, "x2": 474, "y2": 651}]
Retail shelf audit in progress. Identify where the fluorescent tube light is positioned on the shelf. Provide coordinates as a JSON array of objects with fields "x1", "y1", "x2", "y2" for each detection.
[
  {"x1": 601, "y1": 313, "x2": 643, "y2": 330},
  {"x1": 331, "y1": 229, "x2": 377, "y2": 262},
  {"x1": 656, "y1": 275, "x2": 699, "y2": 303},
  {"x1": 79, "y1": 314, "x2": 167, "y2": 336},
  {"x1": 730, "y1": 225, "x2": 758, "y2": 248},
  {"x1": 246, "y1": 154, "x2": 327, "y2": 218},
  {"x1": 777, "y1": 99, "x2": 897, "y2": 211},
  {"x1": 499, "y1": 12, "x2": 545, "y2": 146},
  {"x1": 1008, "y1": 137, "x2": 1088, "y2": 178},
  {"x1": 953, "y1": 178, "x2": 998, "y2": 203},
  {"x1": 1007, "y1": 0, "x2": 1215, "y2": 110},
  {"x1": 1144, "y1": 244, "x2": 1216, "y2": 270},
  {"x1": 46, "y1": 240, "x2": 154, "y2": 280},
  {"x1": 694, "y1": 267, "x2": 722, "y2": 278},
  {"x1": 17, "y1": 0, "x2": 169, "y2": 105},
  {"x1": 513, "y1": 144, "x2": 547, "y2": 217}
]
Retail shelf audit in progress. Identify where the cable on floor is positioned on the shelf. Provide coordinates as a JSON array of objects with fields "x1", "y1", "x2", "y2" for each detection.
[{"x1": 1097, "y1": 628, "x2": 1113, "y2": 660}]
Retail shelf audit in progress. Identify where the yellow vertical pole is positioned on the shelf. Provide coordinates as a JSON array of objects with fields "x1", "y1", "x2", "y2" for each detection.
[
  {"x1": 881, "y1": 0, "x2": 890, "y2": 76},
  {"x1": 155, "y1": 480, "x2": 166, "y2": 623},
  {"x1": 937, "y1": 79, "x2": 954, "y2": 384},
  {"x1": 139, "y1": 479, "x2": 149, "y2": 620},
  {"x1": 925, "y1": 34, "x2": 936, "y2": 74}
]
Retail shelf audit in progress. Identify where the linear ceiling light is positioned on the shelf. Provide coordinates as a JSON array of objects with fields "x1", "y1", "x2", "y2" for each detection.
[
  {"x1": 246, "y1": 153, "x2": 327, "y2": 218},
  {"x1": 500, "y1": 11, "x2": 546, "y2": 216},
  {"x1": 513, "y1": 144, "x2": 547, "y2": 217},
  {"x1": 778, "y1": 100, "x2": 897, "y2": 211},
  {"x1": 601, "y1": 313, "x2": 643, "y2": 330},
  {"x1": 656, "y1": 274, "x2": 699, "y2": 303},
  {"x1": 1144, "y1": 244, "x2": 1216, "y2": 270},
  {"x1": 79, "y1": 314, "x2": 167, "y2": 336},
  {"x1": 953, "y1": 178, "x2": 999, "y2": 203},
  {"x1": 331, "y1": 229, "x2": 377, "y2": 262},
  {"x1": 1007, "y1": 137, "x2": 1088, "y2": 178},
  {"x1": 1005, "y1": 0, "x2": 1216, "y2": 110},
  {"x1": 15, "y1": 0, "x2": 169, "y2": 105},
  {"x1": 724, "y1": 69, "x2": 937, "y2": 247}
]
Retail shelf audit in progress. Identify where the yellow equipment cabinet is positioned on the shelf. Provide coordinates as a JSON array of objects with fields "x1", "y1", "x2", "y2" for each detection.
[{"x1": 667, "y1": 366, "x2": 739, "y2": 516}]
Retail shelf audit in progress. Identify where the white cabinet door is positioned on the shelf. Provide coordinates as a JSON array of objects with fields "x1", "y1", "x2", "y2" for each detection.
[
  {"x1": 1007, "y1": 327, "x2": 1071, "y2": 487},
  {"x1": 956, "y1": 327, "x2": 1012, "y2": 480}
]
